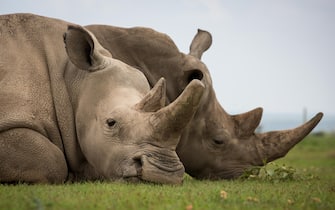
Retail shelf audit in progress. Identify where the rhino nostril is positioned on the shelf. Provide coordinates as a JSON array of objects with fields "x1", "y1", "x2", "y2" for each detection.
[{"x1": 133, "y1": 157, "x2": 143, "y2": 175}]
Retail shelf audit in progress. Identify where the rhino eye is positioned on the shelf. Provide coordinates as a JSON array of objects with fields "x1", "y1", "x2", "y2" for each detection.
[
  {"x1": 106, "y1": 118, "x2": 117, "y2": 127},
  {"x1": 213, "y1": 139, "x2": 224, "y2": 145}
]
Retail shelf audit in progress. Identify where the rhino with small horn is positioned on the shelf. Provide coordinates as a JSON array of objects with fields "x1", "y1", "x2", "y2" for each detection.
[
  {"x1": 0, "y1": 14, "x2": 205, "y2": 184},
  {"x1": 86, "y1": 23, "x2": 323, "y2": 179}
]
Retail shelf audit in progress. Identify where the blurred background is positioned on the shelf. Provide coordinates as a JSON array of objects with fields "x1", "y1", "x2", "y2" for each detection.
[{"x1": 2, "y1": 0, "x2": 334, "y2": 132}]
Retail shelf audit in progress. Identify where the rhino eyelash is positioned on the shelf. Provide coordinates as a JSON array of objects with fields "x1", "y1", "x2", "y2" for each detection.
[{"x1": 106, "y1": 118, "x2": 117, "y2": 127}]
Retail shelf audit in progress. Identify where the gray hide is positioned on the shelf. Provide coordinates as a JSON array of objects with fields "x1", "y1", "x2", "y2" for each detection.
[
  {"x1": 0, "y1": 13, "x2": 205, "y2": 184},
  {"x1": 85, "y1": 25, "x2": 323, "y2": 179}
]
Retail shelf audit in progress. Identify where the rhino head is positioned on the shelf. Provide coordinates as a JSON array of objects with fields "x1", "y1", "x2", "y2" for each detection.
[
  {"x1": 63, "y1": 25, "x2": 205, "y2": 184},
  {"x1": 176, "y1": 30, "x2": 323, "y2": 179}
]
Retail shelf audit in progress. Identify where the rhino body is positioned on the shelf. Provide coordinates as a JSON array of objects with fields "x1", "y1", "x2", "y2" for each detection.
[
  {"x1": 0, "y1": 13, "x2": 323, "y2": 182},
  {"x1": 0, "y1": 13, "x2": 205, "y2": 184},
  {"x1": 85, "y1": 22, "x2": 323, "y2": 179}
]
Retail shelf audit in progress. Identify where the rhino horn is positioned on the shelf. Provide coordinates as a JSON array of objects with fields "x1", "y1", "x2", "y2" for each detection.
[
  {"x1": 232, "y1": 107, "x2": 263, "y2": 138},
  {"x1": 152, "y1": 79, "x2": 205, "y2": 140},
  {"x1": 255, "y1": 112, "x2": 323, "y2": 164},
  {"x1": 189, "y1": 29, "x2": 212, "y2": 59},
  {"x1": 136, "y1": 78, "x2": 166, "y2": 112}
]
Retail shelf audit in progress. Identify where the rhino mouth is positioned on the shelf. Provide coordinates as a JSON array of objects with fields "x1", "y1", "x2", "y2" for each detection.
[
  {"x1": 123, "y1": 152, "x2": 185, "y2": 184},
  {"x1": 193, "y1": 167, "x2": 247, "y2": 180}
]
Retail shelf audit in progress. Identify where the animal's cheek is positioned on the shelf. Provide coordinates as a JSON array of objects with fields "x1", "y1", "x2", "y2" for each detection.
[
  {"x1": 98, "y1": 145, "x2": 135, "y2": 176},
  {"x1": 102, "y1": 129, "x2": 120, "y2": 141}
]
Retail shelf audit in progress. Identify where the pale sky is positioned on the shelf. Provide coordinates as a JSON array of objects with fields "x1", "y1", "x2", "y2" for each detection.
[{"x1": 2, "y1": 0, "x2": 335, "y2": 120}]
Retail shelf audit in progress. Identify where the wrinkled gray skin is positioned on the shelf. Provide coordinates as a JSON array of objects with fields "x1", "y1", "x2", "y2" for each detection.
[
  {"x1": 0, "y1": 13, "x2": 205, "y2": 184},
  {"x1": 86, "y1": 24, "x2": 323, "y2": 179}
]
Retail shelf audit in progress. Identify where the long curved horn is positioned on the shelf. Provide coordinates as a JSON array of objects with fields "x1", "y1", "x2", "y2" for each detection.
[
  {"x1": 255, "y1": 112, "x2": 323, "y2": 163},
  {"x1": 151, "y1": 79, "x2": 205, "y2": 140},
  {"x1": 135, "y1": 78, "x2": 166, "y2": 112},
  {"x1": 232, "y1": 107, "x2": 263, "y2": 138}
]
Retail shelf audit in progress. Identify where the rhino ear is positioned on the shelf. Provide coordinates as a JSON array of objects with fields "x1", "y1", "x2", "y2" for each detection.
[
  {"x1": 189, "y1": 29, "x2": 212, "y2": 59},
  {"x1": 64, "y1": 25, "x2": 112, "y2": 71},
  {"x1": 183, "y1": 69, "x2": 204, "y2": 83},
  {"x1": 135, "y1": 78, "x2": 166, "y2": 112}
]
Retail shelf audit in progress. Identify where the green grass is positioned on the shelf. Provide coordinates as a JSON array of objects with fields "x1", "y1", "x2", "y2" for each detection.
[{"x1": 1, "y1": 134, "x2": 334, "y2": 210}]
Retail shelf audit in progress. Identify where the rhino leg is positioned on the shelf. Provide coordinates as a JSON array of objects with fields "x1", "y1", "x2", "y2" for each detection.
[{"x1": 0, "y1": 128, "x2": 68, "y2": 184}]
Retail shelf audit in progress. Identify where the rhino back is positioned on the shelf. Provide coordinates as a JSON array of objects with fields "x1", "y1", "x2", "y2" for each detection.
[{"x1": 0, "y1": 14, "x2": 70, "y2": 150}]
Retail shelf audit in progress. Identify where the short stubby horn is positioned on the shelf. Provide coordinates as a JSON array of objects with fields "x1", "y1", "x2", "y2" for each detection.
[
  {"x1": 255, "y1": 112, "x2": 323, "y2": 164},
  {"x1": 232, "y1": 107, "x2": 263, "y2": 138},
  {"x1": 135, "y1": 78, "x2": 166, "y2": 112},
  {"x1": 151, "y1": 79, "x2": 205, "y2": 142}
]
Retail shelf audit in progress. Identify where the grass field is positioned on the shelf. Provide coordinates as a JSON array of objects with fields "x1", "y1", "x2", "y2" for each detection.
[{"x1": 0, "y1": 134, "x2": 334, "y2": 210}]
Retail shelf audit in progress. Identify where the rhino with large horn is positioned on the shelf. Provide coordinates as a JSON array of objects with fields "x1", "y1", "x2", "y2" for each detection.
[
  {"x1": 85, "y1": 26, "x2": 323, "y2": 179},
  {"x1": 0, "y1": 14, "x2": 204, "y2": 184}
]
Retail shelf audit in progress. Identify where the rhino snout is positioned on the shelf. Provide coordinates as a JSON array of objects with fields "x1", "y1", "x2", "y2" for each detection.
[
  {"x1": 140, "y1": 154, "x2": 185, "y2": 184},
  {"x1": 122, "y1": 152, "x2": 184, "y2": 184}
]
